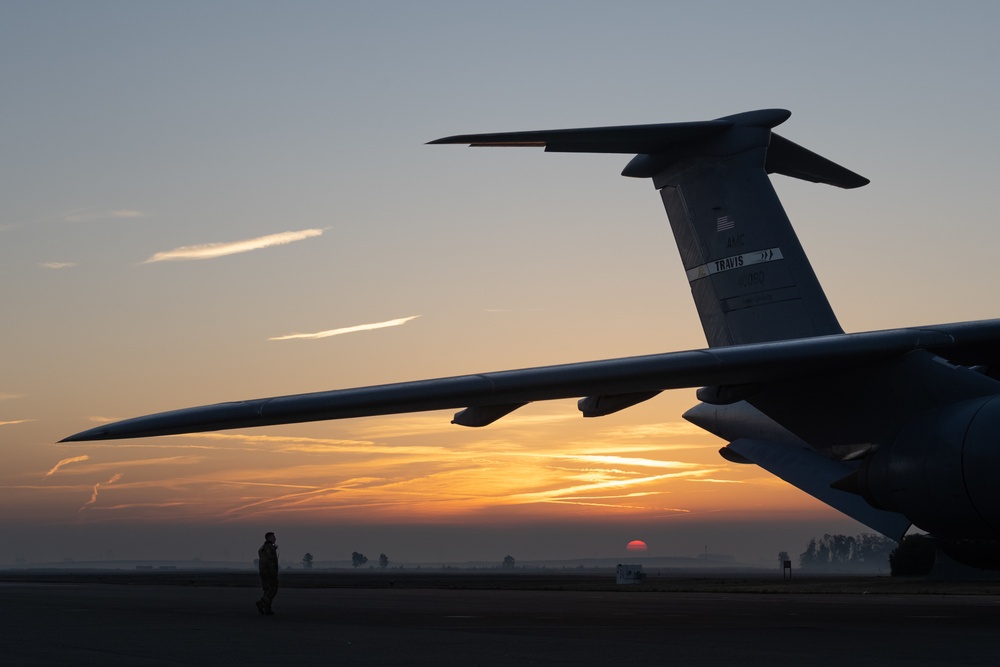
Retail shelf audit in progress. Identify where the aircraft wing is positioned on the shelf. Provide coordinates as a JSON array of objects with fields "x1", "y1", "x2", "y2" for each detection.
[{"x1": 61, "y1": 319, "x2": 1000, "y2": 442}]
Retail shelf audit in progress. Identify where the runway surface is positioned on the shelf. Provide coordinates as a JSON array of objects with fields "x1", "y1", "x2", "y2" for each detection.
[{"x1": 3, "y1": 574, "x2": 1000, "y2": 665}]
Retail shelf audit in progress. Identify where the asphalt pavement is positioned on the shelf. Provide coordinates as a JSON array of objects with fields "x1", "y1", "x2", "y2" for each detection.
[{"x1": 3, "y1": 575, "x2": 1000, "y2": 665}]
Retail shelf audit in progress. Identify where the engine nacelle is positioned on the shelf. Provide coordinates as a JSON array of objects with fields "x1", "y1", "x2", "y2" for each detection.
[{"x1": 858, "y1": 395, "x2": 1000, "y2": 541}]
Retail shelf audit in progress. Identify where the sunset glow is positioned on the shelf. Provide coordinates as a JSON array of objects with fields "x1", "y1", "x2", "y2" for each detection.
[{"x1": 2, "y1": 2, "x2": 997, "y2": 566}]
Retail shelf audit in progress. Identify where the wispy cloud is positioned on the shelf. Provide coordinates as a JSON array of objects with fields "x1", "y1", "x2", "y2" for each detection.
[
  {"x1": 269, "y1": 315, "x2": 420, "y2": 341},
  {"x1": 2, "y1": 209, "x2": 146, "y2": 232},
  {"x1": 346, "y1": 407, "x2": 578, "y2": 440},
  {"x1": 0, "y1": 395, "x2": 29, "y2": 426},
  {"x1": 598, "y1": 422, "x2": 706, "y2": 439},
  {"x1": 64, "y1": 209, "x2": 146, "y2": 223},
  {"x1": 86, "y1": 502, "x2": 186, "y2": 512},
  {"x1": 506, "y1": 469, "x2": 714, "y2": 505},
  {"x1": 32, "y1": 408, "x2": 742, "y2": 523},
  {"x1": 50, "y1": 455, "x2": 205, "y2": 477},
  {"x1": 86, "y1": 416, "x2": 125, "y2": 424},
  {"x1": 545, "y1": 454, "x2": 703, "y2": 470},
  {"x1": 39, "y1": 262, "x2": 77, "y2": 270},
  {"x1": 45, "y1": 455, "x2": 90, "y2": 477},
  {"x1": 79, "y1": 473, "x2": 123, "y2": 511},
  {"x1": 143, "y1": 228, "x2": 324, "y2": 263},
  {"x1": 68, "y1": 432, "x2": 448, "y2": 457}
]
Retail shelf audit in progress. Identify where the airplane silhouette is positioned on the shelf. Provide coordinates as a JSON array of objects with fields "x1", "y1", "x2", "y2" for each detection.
[{"x1": 64, "y1": 109, "x2": 1000, "y2": 569}]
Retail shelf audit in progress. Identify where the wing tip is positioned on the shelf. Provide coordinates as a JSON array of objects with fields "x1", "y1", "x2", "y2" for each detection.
[{"x1": 59, "y1": 429, "x2": 107, "y2": 443}]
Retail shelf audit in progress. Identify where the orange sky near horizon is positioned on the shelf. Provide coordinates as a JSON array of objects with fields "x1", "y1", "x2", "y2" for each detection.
[
  {"x1": 7, "y1": 397, "x2": 823, "y2": 527},
  {"x1": 1, "y1": 393, "x2": 859, "y2": 566}
]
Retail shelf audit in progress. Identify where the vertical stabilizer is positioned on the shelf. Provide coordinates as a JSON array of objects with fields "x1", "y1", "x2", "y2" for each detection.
[
  {"x1": 649, "y1": 119, "x2": 843, "y2": 346},
  {"x1": 430, "y1": 109, "x2": 868, "y2": 347}
]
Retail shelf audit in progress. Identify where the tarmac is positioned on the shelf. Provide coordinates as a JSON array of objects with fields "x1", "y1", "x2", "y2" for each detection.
[{"x1": 3, "y1": 572, "x2": 1000, "y2": 665}]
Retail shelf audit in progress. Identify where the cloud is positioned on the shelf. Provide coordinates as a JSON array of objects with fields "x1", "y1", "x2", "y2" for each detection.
[
  {"x1": 546, "y1": 454, "x2": 703, "y2": 470},
  {"x1": 64, "y1": 209, "x2": 146, "y2": 223},
  {"x1": 45, "y1": 455, "x2": 90, "y2": 477},
  {"x1": 79, "y1": 473, "x2": 123, "y2": 511},
  {"x1": 85, "y1": 502, "x2": 186, "y2": 512},
  {"x1": 70, "y1": 431, "x2": 448, "y2": 457},
  {"x1": 86, "y1": 416, "x2": 124, "y2": 424},
  {"x1": 506, "y1": 469, "x2": 716, "y2": 505},
  {"x1": 209, "y1": 432, "x2": 446, "y2": 457},
  {"x1": 39, "y1": 262, "x2": 77, "y2": 270},
  {"x1": 0, "y1": 397, "x2": 29, "y2": 426},
  {"x1": 49, "y1": 455, "x2": 205, "y2": 477},
  {"x1": 269, "y1": 315, "x2": 420, "y2": 341},
  {"x1": 599, "y1": 422, "x2": 706, "y2": 439},
  {"x1": 143, "y1": 228, "x2": 324, "y2": 263},
  {"x1": 2, "y1": 209, "x2": 146, "y2": 231}
]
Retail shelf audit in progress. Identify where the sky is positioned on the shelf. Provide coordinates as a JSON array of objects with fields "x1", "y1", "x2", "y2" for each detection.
[{"x1": 2, "y1": 0, "x2": 999, "y2": 568}]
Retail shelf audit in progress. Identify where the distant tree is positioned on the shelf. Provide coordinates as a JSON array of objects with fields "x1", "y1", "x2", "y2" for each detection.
[
  {"x1": 351, "y1": 551, "x2": 368, "y2": 568},
  {"x1": 889, "y1": 534, "x2": 935, "y2": 576},
  {"x1": 855, "y1": 533, "x2": 895, "y2": 566},
  {"x1": 816, "y1": 535, "x2": 831, "y2": 565},
  {"x1": 799, "y1": 538, "x2": 817, "y2": 568},
  {"x1": 302, "y1": 552, "x2": 314, "y2": 569},
  {"x1": 379, "y1": 553, "x2": 389, "y2": 569},
  {"x1": 778, "y1": 551, "x2": 790, "y2": 566},
  {"x1": 799, "y1": 533, "x2": 895, "y2": 571},
  {"x1": 502, "y1": 554, "x2": 515, "y2": 568}
]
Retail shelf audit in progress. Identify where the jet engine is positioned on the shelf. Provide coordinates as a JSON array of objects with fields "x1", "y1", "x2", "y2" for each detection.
[{"x1": 854, "y1": 395, "x2": 1000, "y2": 567}]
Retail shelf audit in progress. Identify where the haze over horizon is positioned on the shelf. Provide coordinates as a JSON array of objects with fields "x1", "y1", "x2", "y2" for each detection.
[{"x1": 3, "y1": 1, "x2": 999, "y2": 567}]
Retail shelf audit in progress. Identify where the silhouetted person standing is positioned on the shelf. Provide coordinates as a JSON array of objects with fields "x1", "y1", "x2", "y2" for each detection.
[{"x1": 256, "y1": 531, "x2": 278, "y2": 615}]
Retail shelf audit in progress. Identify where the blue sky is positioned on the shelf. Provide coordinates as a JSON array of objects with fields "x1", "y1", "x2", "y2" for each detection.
[{"x1": 1, "y1": 1, "x2": 999, "y2": 566}]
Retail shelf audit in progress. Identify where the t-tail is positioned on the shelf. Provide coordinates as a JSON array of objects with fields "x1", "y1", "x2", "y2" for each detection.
[{"x1": 431, "y1": 109, "x2": 868, "y2": 347}]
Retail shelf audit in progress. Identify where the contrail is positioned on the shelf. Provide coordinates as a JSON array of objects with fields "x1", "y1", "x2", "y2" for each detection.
[
  {"x1": 45, "y1": 455, "x2": 90, "y2": 477},
  {"x1": 65, "y1": 209, "x2": 145, "y2": 223},
  {"x1": 80, "y1": 473, "x2": 123, "y2": 511},
  {"x1": 269, "y1": 315, "x2": 420, "y2": 341},
  {"x1": 143, "y1": 228, "x2": 324, "y2": 263}
]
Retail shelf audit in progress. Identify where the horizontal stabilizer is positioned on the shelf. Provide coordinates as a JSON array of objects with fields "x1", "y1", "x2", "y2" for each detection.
[
  {"x1": 429, "y1": 118, "x2": 733, "y2": 154},
  {"x1": 766, "y1": 134, "x2": 869, "y2": 189},
  {"x1": 430, "y1": 109, "x2": 867, "y2": 189}
]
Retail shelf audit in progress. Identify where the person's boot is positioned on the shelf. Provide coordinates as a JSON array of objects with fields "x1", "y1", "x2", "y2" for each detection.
[{"x1": 255, "y1": 600, "x2": 265, "y2": 615}]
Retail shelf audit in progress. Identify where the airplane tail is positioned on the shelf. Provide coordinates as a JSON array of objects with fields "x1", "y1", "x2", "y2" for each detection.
[{"x1": 431, "y1": 109, "x2": 868, "y2": 347}]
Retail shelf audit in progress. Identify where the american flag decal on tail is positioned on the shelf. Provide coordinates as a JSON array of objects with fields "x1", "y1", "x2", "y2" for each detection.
[{"x1": 716, "y1": 215, "x2": 735, "y2": 231}]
